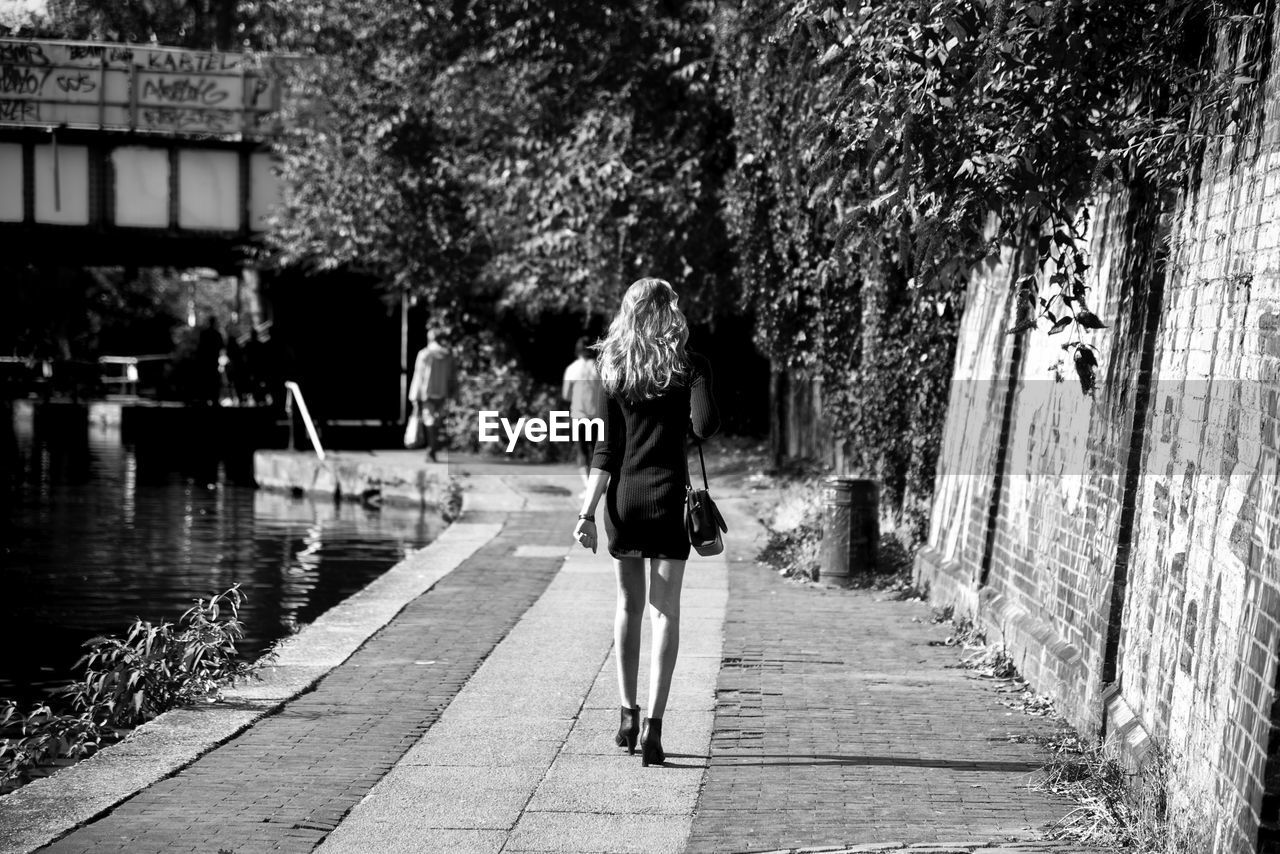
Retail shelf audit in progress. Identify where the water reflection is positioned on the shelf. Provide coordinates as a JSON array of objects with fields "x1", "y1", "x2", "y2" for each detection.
[{"x1": 0, "y1": 404, "x2": 441, "y2": 707}]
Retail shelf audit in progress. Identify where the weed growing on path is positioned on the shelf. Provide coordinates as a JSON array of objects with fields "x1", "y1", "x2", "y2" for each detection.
[
  {"x1": 930, "y1": 611, "x2": 1050, "y2": 709},
  {"x1": 930, "y1": 612, "x2": 1018, "y2": 679},
  {"x1": 1035, "y1": 736, "x2": 1211, "y2": 853},
  {"x1": 929, "y1": 610, "x2": 1063, "y2": 724},
  {"x1": 925, "y1": 611, "x2": 1207, "y2": 850},
  {"x1": 933, "y1": 607, "x2": 1210, "y2": 851},
  {"x1": 442, "y1": 477, "x2": 464, "y2": 523},
  {"x1": 755, "y1": 478, "x2": 824, "y2": 580}
]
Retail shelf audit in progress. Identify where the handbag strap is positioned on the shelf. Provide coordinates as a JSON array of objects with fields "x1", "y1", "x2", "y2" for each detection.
[{"x1": 690, "y1": 439, "x2": 709, "y2": 491}]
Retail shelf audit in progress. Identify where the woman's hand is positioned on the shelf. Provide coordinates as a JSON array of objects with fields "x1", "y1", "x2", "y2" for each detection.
[{"x1": 573, "y1": 518, "x2": 597, "y2": 553}]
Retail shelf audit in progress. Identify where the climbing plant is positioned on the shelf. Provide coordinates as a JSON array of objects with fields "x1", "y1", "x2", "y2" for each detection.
[{"x1": 717, "y1": 0, "x2": 1270, "y2": 528}]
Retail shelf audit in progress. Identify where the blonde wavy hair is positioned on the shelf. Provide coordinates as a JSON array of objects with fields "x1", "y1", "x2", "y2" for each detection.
[{"x1": 597, "y1": 278, "x2": 689, "y2": 402}]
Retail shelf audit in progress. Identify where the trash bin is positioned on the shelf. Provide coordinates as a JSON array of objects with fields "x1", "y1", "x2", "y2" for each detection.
[{"x1": 819, "y1": 477, "x2": 879, "y2": 585}]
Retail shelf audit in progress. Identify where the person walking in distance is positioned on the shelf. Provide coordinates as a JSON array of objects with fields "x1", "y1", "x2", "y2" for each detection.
[
  {"x1": 562, "y1": 336, "x2": 606, "y2": 493},
  {"x1": 408, "y1": 328, "x2": 458, "y2": 462},
  {"x1": 572, "y1": 278, "x2": 719, "y2": 767},
  {"x1": 195, "y1": 316, "x2": 225, "y2": 406}
]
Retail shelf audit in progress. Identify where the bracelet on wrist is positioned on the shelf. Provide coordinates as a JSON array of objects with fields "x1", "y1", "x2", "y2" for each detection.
[{"x1": 578, "y1": 513, "x2": 595, "y2": 522}]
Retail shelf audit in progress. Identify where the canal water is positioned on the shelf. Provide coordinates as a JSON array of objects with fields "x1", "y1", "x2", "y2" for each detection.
[{"x1": 0, "y1": 403, "x2": 443, "y2": 708}]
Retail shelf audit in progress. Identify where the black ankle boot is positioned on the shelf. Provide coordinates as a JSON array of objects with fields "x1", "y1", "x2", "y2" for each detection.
[
  {"x1": 614, "y1": 706, "x2": 640, "y2": 754},
  {"x1": 640, "y1": 717, "x2": 664, "y2": 767}
]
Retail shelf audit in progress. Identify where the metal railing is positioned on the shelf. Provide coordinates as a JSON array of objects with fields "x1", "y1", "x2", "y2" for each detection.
[
  {"x1": 283, "y1": 380, "x2": 325, "y2": 462},
  {"x1": 98, "y1": 354, "x2": 168, "y2": 396}
]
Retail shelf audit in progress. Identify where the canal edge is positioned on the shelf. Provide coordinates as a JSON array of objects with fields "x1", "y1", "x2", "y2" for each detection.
[
  {"x1": 0, "y1": 474, "x2": 521, "y2": 854},
  {"x1": 252, "y1": 449, "x2": 455, "y2": 509}
]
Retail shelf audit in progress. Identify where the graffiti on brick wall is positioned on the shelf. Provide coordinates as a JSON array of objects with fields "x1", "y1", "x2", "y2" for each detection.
[{"x1": 0, "y1": 38, "x2": 284, "y2": 136}]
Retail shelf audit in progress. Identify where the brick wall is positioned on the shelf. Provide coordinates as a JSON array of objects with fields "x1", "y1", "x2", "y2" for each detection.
[
  {"x1": 916, "y1": 11, "x2": 1280, "y2": 851},
  {"x1": 917, "y1": 186, "x2": 1164, "y2": 733},
  {"x1": 1119, "y1": 122, "x2": 1280, "y2": 849}
]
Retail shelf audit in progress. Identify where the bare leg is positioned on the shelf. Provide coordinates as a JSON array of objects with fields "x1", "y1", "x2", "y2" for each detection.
[
  {"x1": 614, "y1": 556, "x2": 646, "y2": 708},
  {"x1": 646, "y1": 558, "x2": 686, "y2": 719}
]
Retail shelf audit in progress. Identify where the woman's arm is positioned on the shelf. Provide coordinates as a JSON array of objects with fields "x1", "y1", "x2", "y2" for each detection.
[
  {"x1": 575, "y1": 395, "x2": 623, "y2": 552},
  {"x1": 590, "y1": 395, "x2": 625, "y2": 475},
  {"x1": 689, "y1": 354, "x2": 720, "y2": 440},
  {"x1": 573, "y1": 467, "x2": 610, "y2": 553}
]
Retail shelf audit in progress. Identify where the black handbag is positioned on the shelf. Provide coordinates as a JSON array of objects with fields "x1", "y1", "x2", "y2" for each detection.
[{"x1": 685, "y1": 442, "x2": 728, "y2": 557}]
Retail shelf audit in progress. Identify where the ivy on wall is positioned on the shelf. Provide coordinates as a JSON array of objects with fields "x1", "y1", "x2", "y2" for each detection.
[{"x1": 718, "y1": 0, "x2": 1270, "y2": 531}]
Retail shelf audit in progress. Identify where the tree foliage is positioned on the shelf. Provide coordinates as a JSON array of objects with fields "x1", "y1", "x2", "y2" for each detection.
[
  {"x1": 8, "y1": 0, "x2": 283, "y2": 49},
  {"x1": 265, "y1": 0, "x2": 733, "y2": 322}
]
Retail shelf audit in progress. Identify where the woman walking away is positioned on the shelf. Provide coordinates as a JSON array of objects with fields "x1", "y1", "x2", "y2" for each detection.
[{"x1": 572, "y1": 278, "x2": 720, "y2": 767}]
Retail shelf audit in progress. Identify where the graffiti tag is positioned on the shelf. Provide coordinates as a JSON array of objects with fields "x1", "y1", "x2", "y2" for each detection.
[
  {"x1": 139, "y1": 106, "x2": 233, "y2": 132},
  {"x1": 145, "y1": 51, "x2": 239, "y2": 73},
  {"x1": 141, "y1": 77, "x2": 230, "y2": 106},
  {"x1": 0, "y1": 99, "x2": 37, "y2": 121},
  {"x1": 68, "y1": 45, "x2": 134, "y2": 64},
  {"x1": 55, "y1": 73, "x2": 97, "y2": 94},
  {"x1": 0, "y1": 42, "x2": 48, "y2": 66},
  {"x1": 0, "y1": 63, "x2": 50, "y2": 95}
]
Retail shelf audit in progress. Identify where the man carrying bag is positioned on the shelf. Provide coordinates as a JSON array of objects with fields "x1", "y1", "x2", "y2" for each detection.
[{"x1": 407, "y1": 328, "x2": 458, "y2": 462}]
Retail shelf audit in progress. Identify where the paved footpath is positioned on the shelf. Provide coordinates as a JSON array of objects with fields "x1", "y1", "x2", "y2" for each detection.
[
  {"x1": 684, "y1": 499, "x2": 1084, "y2": 853},
  {"x1": 10, "y1": 461, "x2": 1099, "y2": 854},
  {"x1": 314, "y1": 473, "x2": 728, "y2": 854}
]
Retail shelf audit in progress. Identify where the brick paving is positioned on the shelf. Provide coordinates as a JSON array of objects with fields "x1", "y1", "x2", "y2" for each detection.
[
  {"x1": 685, "y1": 534, "x2": 1082, "y2": 854},
  {"x1": 747, "y1": 843, "x2": 1090, "y2": 854},
  {"x1": 39, "y1": 510, "x2": 565, "y2": 854}
]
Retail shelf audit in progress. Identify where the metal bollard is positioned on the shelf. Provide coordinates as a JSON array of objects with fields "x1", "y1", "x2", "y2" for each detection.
[{"x1": 819, "y1": 476, "x2": 879, "y2": 585}]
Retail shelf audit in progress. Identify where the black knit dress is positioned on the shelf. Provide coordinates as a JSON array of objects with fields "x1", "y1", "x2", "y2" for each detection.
[{"x1": 591, "y1": 353, "x2": 720, "y2": 560}]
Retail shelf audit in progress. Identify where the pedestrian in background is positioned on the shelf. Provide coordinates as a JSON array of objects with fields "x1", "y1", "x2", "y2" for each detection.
[
  {"x1": 195, "y1": 316, "x2": 224, "y2": 407},
  {"x1": 408, "y1": 328, "x2": 458, "y2": 462},
  {"x1": 224, "y1": 328, "x2": 246, "y2": 404},
  {"x1": 572, "y1": 278, "x2": 720, "y2": 767},
  {"x1": 562, "y1": 336, "x2": 606, "y2": 493},
  {"x1": 243, "y1": 327, "x2": 271, "y2": 406}
]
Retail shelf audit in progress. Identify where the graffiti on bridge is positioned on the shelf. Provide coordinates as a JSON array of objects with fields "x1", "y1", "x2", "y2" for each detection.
[{"x1": 0, "y1": 38, "x2": 285, "y2": 137}]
